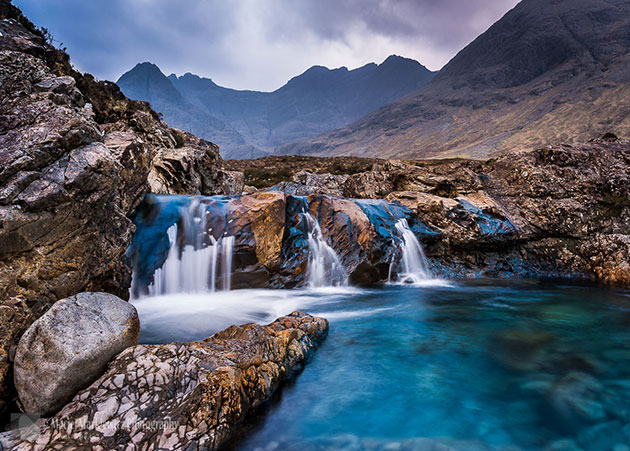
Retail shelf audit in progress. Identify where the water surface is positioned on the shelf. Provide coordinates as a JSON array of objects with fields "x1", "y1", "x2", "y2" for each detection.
[{"x1": 133, "y1": 280, "x2": 630, "y2": 451}]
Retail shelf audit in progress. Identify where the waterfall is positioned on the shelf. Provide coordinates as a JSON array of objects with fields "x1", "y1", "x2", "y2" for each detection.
[
  {"x1": 301, "y1": 209, "x2": 347, "y2": 288},
  {"x1": 393, "y1": 218, "x2": 431, "y2": 284},
  {"x1": 142, "y1": 199, "x2": 234, "y2": 297}
]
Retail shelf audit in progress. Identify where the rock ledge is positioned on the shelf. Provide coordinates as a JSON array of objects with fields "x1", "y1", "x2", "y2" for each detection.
[{"x1": 1, "y1": 311, "x2": 328, "y2": 450}]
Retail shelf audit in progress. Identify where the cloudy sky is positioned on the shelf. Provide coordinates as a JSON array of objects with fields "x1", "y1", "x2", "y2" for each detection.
[{"x1": 15, "y1": 0, "x2": 520, "y2": 92}]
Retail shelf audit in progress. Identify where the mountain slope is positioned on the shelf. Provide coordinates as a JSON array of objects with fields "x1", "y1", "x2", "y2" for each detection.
[
  {"x1": 278, "y1": 0, "x2": 630, "y2": 159},
  {"x1": 116, "y1": 63, "x2": 256, "y2": 158},
  {"x1": 117, "y1": 56, "x2": 435, "y2": 159}
]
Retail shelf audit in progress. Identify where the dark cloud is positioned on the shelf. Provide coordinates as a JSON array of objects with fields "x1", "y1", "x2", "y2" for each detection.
[{"x1": 14, "y1": 0, "x2": 519, "y2": 91}]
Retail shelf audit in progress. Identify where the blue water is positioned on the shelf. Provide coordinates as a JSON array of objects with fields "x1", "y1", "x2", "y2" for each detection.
[{"x1": 135, "y1": 281, "x2": 630, "y2": 451}]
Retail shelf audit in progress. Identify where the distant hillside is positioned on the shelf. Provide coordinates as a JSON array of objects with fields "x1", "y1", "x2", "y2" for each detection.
[
  {"x1": 117, "y1": 56, "x2": 435, "y2": 159},
  {"x1": 278, "y1": 0, "x2": 630, "y2": 159}
]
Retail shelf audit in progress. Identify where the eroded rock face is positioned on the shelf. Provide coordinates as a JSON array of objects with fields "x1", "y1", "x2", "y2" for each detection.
[
  {"x1": 227, "y1": 191, "x2": 287, "y2": 288},
  {"x1": 14, "y1": 292, "x2": 139, "y2": 415},
  {"x1": 0, "y1": 8, "x2": 235, "y2": 415},
  {"x1": 0, "y1": 312, "x2": 328, "y2": 450}
]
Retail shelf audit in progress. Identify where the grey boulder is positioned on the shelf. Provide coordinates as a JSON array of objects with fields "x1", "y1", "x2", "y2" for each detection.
[{"x1": 14, "y1": 292, "x2": 139, "y2": 415}]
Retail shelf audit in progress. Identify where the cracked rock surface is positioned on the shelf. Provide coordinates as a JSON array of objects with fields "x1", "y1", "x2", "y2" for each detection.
[{"x1": 0, "y1": 311, "x2": 328, "y2": 450}]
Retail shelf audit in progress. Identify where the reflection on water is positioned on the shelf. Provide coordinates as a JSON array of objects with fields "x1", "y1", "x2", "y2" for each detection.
[{"x1": 133, "y1": 280, "x2": 630, "y2": 451}]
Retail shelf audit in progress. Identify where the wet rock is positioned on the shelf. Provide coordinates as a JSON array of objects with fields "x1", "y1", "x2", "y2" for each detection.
[
  {"x1": 227, "y1": 191, "x2": 287, "y2": 287},
  {"x1": 308, "y1": 195, "x2": 388, "y2": 283},
  {"x1": 0, "y1": 312, "x2": 328, "y2": 450},
  {"x1": 129, "y1": 192, "x2": 419, "y2": 291},
  {"x1": 14, "y1": 292, "x2": 139, "y2": 415}
]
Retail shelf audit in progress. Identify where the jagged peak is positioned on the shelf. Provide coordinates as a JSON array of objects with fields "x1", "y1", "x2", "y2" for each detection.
[{"x1": 117, "y1": 62, "x2": 169, "y2": 84}]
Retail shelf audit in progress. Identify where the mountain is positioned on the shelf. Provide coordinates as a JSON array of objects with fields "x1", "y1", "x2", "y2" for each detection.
[
  {"x1": 278, "y1": 0, "x2": 630, "y2": 159},
  {"x1": 117, "y1": 56, "x2": 435, "y2": 159},
  {"x1": 116, "y1": 63, "x2": 254, "y2": 158}
]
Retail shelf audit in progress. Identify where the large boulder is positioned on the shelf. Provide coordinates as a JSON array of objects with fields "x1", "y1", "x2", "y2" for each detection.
[
  {"x1": 14, "y1": 292, "x2": 139, "y2": 415},
  {"x1": 0, "y1": 312, "x2": 328, "y2": 450}
]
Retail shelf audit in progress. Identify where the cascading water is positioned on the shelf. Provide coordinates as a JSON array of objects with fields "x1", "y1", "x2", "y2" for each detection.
[
  {"x1": 134, "y1": 197, "x2": 235, "y2": 297},
  {"x1": 296, "y1": 200, "x2": 348, "y2": 288},
  {"x1": 392, "y1": 218, "x2": 431, "y2": 284}
]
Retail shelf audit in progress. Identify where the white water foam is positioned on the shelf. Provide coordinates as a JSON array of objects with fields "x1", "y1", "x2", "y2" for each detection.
[
  {"x1": 303, "y1": 212, "x2": 348, "y2": 288},
  {"x1": 131, "y1": 288, "x2": 364, "y2": 343},
  {"x1": 141, "y1": 198, "x2": 235, "y2": 297},
  {"x1": 390, "y1": 218, "x2": 450, "y2": 287}
]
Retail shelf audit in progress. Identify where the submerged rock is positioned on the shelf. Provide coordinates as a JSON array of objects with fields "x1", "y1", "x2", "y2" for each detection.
[
  {"x1": 243, "y1": 434, "x2": 502, "y2": 451},
  {"x1": 14, "y1": 292, "x2": 139, "y2": 415},
  {"x1": 491, "y1": 329, "x2": 555, "y2": 372},
  {"x1": 577, "y1": 421, "x2": 630, "y2": 451},
  {"x1": 547, "y1": 372, "x2": 607, "y2": 429},
  {"x1": 0, "y1": 312, "x2": 328, "y2": 450}
]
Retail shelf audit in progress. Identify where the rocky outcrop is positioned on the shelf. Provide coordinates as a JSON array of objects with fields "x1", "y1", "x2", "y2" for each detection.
[
  {"x1": 130, "y1": 138, "x2": 630, "y2": 291},
  {"x1": 272, "y1": 171, "x2": 348, "y2": 196},
  {"x1": 0, "y1": 312, "x2": 328, "y2": 450},
  {"x1": 145, "y1": 132, "x2": 222, "y2": 195},
  {"x1": 130, "y1": 191, "x2": 422, "y2": 292},
  {"x1": 237, "y1": 139, "x2": 630, "y2": 286},
  {"x1": 14, "y1": 292, "x2": 139, "y2": 415},
  {"x1": 0, "y1": 4, "x2": 239, "y2": 416}
]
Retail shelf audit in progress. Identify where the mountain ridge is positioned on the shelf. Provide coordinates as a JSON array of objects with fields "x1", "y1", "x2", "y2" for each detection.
[
  {"x1": 117, "y1": 56, "x2": 436, "y2": 159},
  {"x1": 277, "y1": 0, "x2": 630, "y2": 159}
]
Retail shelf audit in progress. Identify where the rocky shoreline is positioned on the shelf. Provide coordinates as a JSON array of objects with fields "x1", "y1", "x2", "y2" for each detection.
[
  {"x1": 1, "y1": 306, "x2": 327, "y2": 450},
  {"x1": 0, "y1": 4, "x2": 240, "y2": 417}
]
